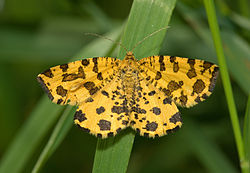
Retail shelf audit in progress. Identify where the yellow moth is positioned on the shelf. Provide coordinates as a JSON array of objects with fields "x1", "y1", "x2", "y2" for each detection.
[{"x1": 37, "y1": 28, "x2": 219, "y2": 138}]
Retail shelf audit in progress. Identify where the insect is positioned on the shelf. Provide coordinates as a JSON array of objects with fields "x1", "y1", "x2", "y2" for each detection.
[{"x1": 37, "y1": 28, "x2": 219, "y2": 138}]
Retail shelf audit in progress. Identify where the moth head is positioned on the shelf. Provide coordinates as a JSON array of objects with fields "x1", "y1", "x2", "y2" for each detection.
[{"x1": 124, "y1": 51, "x2": 135, "y2": 61}]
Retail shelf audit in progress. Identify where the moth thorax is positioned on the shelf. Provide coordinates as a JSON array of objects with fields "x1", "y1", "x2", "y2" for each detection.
[
  {"x1": 123, "y1": 77, "x2": 136, "y2": 100},
  {"x1": 121, "y1": 68, "x2": 138, "y2": 100}
]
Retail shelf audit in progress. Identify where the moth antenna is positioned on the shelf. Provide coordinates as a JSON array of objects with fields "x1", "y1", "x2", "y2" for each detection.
[
  {"x1": 85, "y1": 33, "x2": 129, "y2": 53},
  {"x1": 131, "y1": 26, "x2": 169, "y2": 53}
]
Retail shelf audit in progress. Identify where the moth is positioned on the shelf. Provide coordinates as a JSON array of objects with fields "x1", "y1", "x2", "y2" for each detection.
[{"x1": 37, "y1": 30, "x2": 219, "y2": 138}]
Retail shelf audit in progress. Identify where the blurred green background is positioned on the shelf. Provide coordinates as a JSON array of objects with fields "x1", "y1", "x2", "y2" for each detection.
[{"x1": 0, "y1": 0, "x2": 249, "y2": 172}]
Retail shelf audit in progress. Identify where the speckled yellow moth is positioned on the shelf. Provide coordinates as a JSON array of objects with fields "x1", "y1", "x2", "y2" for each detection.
[{"x1": 37, "y1": 28, "x2": 219, "y2": 138}]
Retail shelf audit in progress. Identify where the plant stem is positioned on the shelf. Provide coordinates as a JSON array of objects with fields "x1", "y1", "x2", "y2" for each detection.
[
  {"x1": 203, "y1": 0, "x2": 246, "y2": 172},
  {"x1": 243, "y1": 95, "x2": 250, "y2": 172}
]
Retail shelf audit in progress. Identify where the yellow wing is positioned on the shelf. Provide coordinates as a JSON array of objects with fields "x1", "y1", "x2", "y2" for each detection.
[
  {"x1": 74, "y1": 75, "x2": 129, "y2": 138},
  {"x1": 138, "y1": 56, "x2": 219, "y2": 108},
  {"x1": 37, "y1": 57, "x2": 120, "y2": 106},
  {"x1": 129, "y1": 78, "x2": 182, "y2": 138}
]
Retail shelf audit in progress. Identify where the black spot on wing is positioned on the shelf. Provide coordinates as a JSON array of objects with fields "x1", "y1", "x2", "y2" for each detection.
[
  {"x1": 201, "y1": 61, "x2": 213, "y2": 74},
  {"x1": 85, "y1": 97, "x2": 94, "y2": 102},
  {"x1": 111, "y1": 106, "x2": 126, "y2": 114},
  {"x1": 57, "y1": 99, "x2": 63, "y2": 104},
  {"x1": 96, "y1": 106, "x2": 105, "y2": 114},
  {"x1": 170, "y1": 56, "x2": 176, "y2": 63},
  {"x1": 132, "y1": 107, "x2": 147, "y2": 114},
  {"x1": 81, "y1": 59, "x2": 89, "y2": 66},
  {"x1": 159, "y1": 55, "x2": 166, "y2": 71},
  {"x1": 173, "y1": 62, "x2": 179, "y2": 72},
  {"x1": 187, "y1": 59, "x2": 195, "y2": 66},
  {"x1": 169, "y1": 112, "x2": 182, "y2": 124},
  {"x1": 42, "y1": 69, "x2": 54, "y2": 78},
  {"x1": 56, "y1": 85, "x2": 67, "y2": 97},
  {"x1": 144, "y1": 122, "x2": 158, "y2": 131},
  {"x1": 148, "y1": 90, "x2": 156, "y2": 96},
  {"x1": 150, "y1": 107, "x2": 161, "y2": 115},
  {"x1": 195, "y1": 96, "x2": 201, "y2": 103},
  {"x1": 163, "y1": 97, "x2": 172, "y2": 104},
  {"x1": 134, "y1": 113, "x2": 138, "y2": 119},
  {"x1": 122, "y1": 120, "x2": 129, "y2": 125},
  {"x1": 60, "y1": 64, "x2": 68, "y2": 72},
  {"x1": 168, "y1": 80, "x2": 181, "y2": 93},
  {"x1": 155, "y1": 71, "x2": 162, "y2": 80},
  {"x1": 179, "y1": 91, "x2": 187, "y2": 106},
  {"x1": 83, "y1": 81, "x2": 99, "y2": 95},
  {"x1": 136, "y1": 86, "x2": 143, "y2": 91},
  {"x1": 186, "y1": 59, "x2": 197, "y2": 79},
  {"x1": 92, "y1": 57, "x2": 98, "y2": 73},
  {"x1": 187, "y1": 69, "x2": 197, "y2": 79},
  {"x1": 101, "y1": 90, "x2": 109, "y2": 97},
  {"x1": 74, "y1": 110, "x2": 87, "y2": 122},
  {"x1": 193, "y1": 79, "x2": 205, "y2": 94},
  {"x1": 202, "y1": 93, "x2": 208, "y2": 99},
  {"x1": 83, "y1": 81, "x2": 95, "y2": 90},
  {"x1": 62, "y1": 66, "x2": 86, "y2": 82},
  {"x1": 130, "y1": 120, "x2": 136, "y2": 126},
  {"x1": 179, "y1": 81, "x2": 184, "y2": 86},
  {"x1": 98, "y1": 120, "x2": 111, "y2": 131},
  {"x1": 90, "y1": 88, "x2": 99, "y2": 95},
  {"x1": 97, "y1": 72, "x2": 103, "y2": 80}
]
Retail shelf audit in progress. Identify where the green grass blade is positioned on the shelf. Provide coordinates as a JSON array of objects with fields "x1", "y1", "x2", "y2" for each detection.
[
  {"x1": 93, "y1": 130, "x2": 135, "y2": 173},
  {"x1": 93, "y1": 0, "x2": 177, "y2": 173},
  {"x1": 31, "y1": 106, "x2": 76, "y2": 173},
  {"x1": 0, "y1": 96, "x2": 63, "y2": 173},
  {"x1": 243, "y1": 95, "x2": 250, "y2": 172},
  {"x1": 203, "y1": 0, "x2": 246, "y2": 172},
  {"x1": 119, "y1": 0, "x2": 177, "y2": 58}
]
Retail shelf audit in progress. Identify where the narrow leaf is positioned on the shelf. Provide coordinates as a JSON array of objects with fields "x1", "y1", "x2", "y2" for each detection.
[
  {"x1": 243, "y1": 95, "x2": 250, "y2": 172},
  {"x1": 0, "y1": 96, "x2": 63, "y2": 173}
]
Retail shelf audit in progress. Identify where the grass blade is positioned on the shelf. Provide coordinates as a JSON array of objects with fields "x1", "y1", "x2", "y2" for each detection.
[
  {"x1": 203, "y1": 0, "x2": 246, "y2": 172},
  {"x1": 0, "y1": 96, "x2": 63, "y2": 173},
  {"x1": 92, "y1": 0, "x2": 177, "y2": 173},
  {"x1": 31, "y1": 106, "x2": 76, "y2": 173},
  {"x1": 93, "y1": 130, "x2": 135, "y2": 173},
  {"x1": 243, "y1": 95, "x2": 250, "y2": 172}
]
